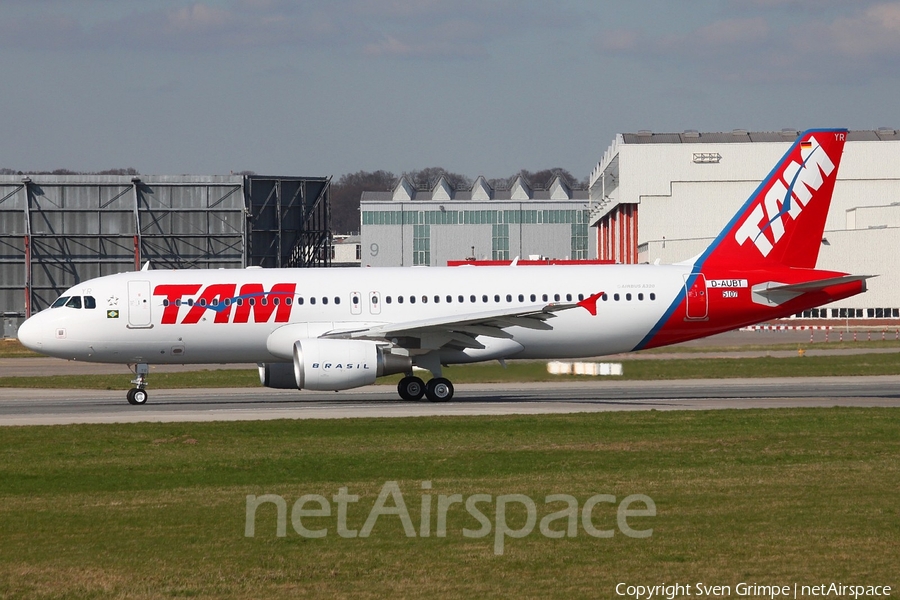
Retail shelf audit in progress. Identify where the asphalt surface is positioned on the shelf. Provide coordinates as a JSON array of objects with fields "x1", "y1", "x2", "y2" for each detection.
[
  {"x1": 2, "y1": 329, "x2": 898, "y2": 425},
  {"x1": 1, "y1": 377, "x2": 898, "y2": 426}
]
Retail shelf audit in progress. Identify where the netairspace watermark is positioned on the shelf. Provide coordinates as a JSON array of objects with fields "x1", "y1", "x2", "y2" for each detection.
[
  {"x1": 244, "y1": 480, "x2": 656, "y2": 555},
  {"x1": 615, "y1": 582, "x2": 893, "y2": 600}
]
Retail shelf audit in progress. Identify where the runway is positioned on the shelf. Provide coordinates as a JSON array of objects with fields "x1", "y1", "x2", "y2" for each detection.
[{"x1": 1, "y1": 376, "x2": 898, "y2": 425}]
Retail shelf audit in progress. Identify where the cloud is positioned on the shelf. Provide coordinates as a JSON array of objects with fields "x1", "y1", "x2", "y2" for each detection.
[
  {"x1": 594, "y1": 2, "x2": 900, "y2": 83},
  {"x1": 2, "y1": 0, "x2": 570, "y2": 60}
]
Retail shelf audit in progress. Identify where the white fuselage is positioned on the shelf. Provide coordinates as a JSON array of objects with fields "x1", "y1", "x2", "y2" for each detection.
[{"x1": 19, "y1": 264, "x2": 690, "y2": 365}]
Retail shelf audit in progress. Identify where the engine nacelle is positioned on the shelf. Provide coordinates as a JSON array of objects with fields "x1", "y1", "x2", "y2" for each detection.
[{"x1": 259, "y1": 339, "x2": 411, "y2": 391}]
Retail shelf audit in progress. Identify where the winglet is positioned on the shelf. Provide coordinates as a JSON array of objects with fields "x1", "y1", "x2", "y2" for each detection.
[{"x1": 577, "y1": 291, "x2": 604, "y2": 316}]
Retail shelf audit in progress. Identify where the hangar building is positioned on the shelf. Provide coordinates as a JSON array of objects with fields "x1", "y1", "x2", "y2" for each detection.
[
  {"x1": 0, "y1": 174, "x2": 330, "y2": 334},
  {"x1": 360, "y1": 175, "x2": 595, "y2": 267},
  {"x1": 589, "y1": 129, "x2": 900, "y2": 320}
]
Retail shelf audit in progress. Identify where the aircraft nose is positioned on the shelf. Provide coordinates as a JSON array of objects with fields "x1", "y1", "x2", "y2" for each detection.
[{"x1": 16, "y1": 315, "x2": 43, "y2": 352}]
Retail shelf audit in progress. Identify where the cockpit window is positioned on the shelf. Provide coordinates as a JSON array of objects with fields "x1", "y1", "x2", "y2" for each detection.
[
  {"x1": 65, "y1": 296, "x2": 82, "y2": 309},
  {"x1": 84, "y1": 296, "x2": 96, "y2": 309},
  {"x1": 51, "y1": 296, "x2": 70, "y2": 308}
]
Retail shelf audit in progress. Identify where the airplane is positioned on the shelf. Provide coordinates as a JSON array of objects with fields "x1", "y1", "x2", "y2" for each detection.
[{"x1": 16, "y1": 128, "x2": 869, "y2": 405}]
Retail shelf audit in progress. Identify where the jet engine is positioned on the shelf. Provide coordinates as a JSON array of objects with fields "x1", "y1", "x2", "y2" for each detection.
[{"x1": 258, "y1": 339, "x2": 411, "y2": 391}]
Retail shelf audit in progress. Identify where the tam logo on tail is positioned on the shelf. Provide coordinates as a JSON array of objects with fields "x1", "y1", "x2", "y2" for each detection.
[
  {"x1": 701, "y1": 129, "x2": 847, "y2": 270},
  {"x1": 734, "y1": 134, "x2": 839, "y2": 257}
]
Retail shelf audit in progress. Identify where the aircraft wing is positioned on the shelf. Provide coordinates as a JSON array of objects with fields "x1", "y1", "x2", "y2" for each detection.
[{"x1": 321, "y1": 302, "x2": 580, "y2": 350}]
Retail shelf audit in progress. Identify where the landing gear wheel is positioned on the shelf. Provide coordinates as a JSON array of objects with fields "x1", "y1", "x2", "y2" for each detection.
[
  {"x1": 425, "y1": 377, "x2": 454, "y2": 402},
  {"x1": 127, "y1": 388, "x2": 148, "y2": 405},
  {"x1": 397, "y1": 376, "x2": 426, "y2": 401}
]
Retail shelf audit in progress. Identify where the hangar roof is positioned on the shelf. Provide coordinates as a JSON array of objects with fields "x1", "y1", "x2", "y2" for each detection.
[{"x1": 620, "y1": 128, "x2": 900, "y2": 144}]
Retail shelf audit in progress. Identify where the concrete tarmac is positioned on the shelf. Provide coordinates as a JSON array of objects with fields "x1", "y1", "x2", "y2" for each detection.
[{"x1": 1, "y1": 376, "x2": 898, "y2": 426}]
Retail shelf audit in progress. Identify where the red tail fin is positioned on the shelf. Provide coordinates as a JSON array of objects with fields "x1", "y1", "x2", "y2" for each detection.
[{"x1": 699, "y1": 129, "x2": 847, "y2": 270}]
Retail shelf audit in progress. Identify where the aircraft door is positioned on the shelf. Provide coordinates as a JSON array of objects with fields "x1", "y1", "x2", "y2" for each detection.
[
  {"x1": 369, "y1": 291, "x2": 381, "y2": 315},
  {"x1": 127, "y1": 280, "x2": 153, "y2": 328},
  {"x1": 350, "y1": 291, "x2": 362, "y2": 315},
  {"x1": 683, "y1": 273, "x2": 708, "y2": 320}
]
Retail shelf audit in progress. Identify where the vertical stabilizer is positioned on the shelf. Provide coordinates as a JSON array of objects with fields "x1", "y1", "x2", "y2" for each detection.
[{"x1": 698, "y1": 129, "x2": 847, "y2": 270}]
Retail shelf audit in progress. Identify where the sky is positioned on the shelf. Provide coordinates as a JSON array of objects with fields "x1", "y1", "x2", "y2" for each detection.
[{"x1": 3, "y1": 0, "x2": 900, "y2": 181}]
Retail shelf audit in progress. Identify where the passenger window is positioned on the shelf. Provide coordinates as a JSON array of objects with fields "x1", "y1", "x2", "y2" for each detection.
[
  {"x1": 566, "y1": 294, "x2": 572, "y2": 302},
  {"x1": 334, "y1": 297, "x2": 340, "y2": 305},
  {"x1": 386, "y1": 296, "x2": 392, "y2": 304},
  {"x1": 434, "y1": 296, "x2": 440, "y2": 303},
  {"x1": 530, "y1": 294, "x2": 536, "y2": 302},
  {"x1": 410, "y1": 296, "x2": 416, "y2": 304},
  {"x1": 518, "y1": 294, "x2": 524, "y2": 302},
  {"x1": 298, "y1": 297, "x2": 304, "y2": 305},
  {"x1": 51, "y1": 296, "x2": 70, "y2": 308},
  {"x1": 542, "y1": 294, "x2": 548, "y2": 302},
  {"x1": 421, "y1": 296, "x2": 427, "y2": 304},
  {"x1": 322, "y1": 297, "x2": 328, "y2": 305},
  {"x1": 212, "y1": 299, "x2": 219, "y2": 306},
  {"x1": 447, "y1": 295, "x2": 453, "y2": 303},
  {"x1": 65, "y1": 296, "x2": 82, "y2": 309},
  {"x1": 650, "y1": 293, "x2": 656, "y2": 301},
  {"x1": 470, "y1": 295, "x2": 476, "y2": 303},
  {"x1": 236, "y1": 298, "x2": 243, "y2": 306},
  {"x1": 638, "y1": 293, "x2": 644, "y2": 301},
  {"x1": 309, "y1": 297, "x2": 315, "y2": 305},
  {"x1": 507, "y1": 294, "x2": 513, "y2": 302},
  {"x1": 259, "y1": 298, "x2": 266, "y2": 306},
  {"x1": 482, "y1": 295, "x2": 488, "y2": 303},
  {"x1": 494, "y1": 295, "x2": 500, "y2": 303},
  {"x1": 554, "y1": 294, "x2": 560, "y2": 302},
  {"x1": 602, "y1": 293, "x2": 608, "y2": 301},
  {"x1": 577, "y1": 294, "x2": 584, "y2": 301},
  {"x1": 614, "y1": 294, "x2": 620, "y2": 301},
  {"x1": 458, "y1": 295, "x2": 464, "y2": 303},
  {"x1": 626, "y1": 293, "x2": 632, "y2": 301},
  {"x1": 199, "y1": 299, "x2": 208, "y2": 307},
  {"x1": 85, "y1": 296, "x2": 96, "y2": 309}
]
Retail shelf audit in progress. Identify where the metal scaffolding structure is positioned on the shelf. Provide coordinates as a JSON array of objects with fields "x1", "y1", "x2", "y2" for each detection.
[{"x1": 0, "y1": 174, "x2": 331, "y2": 324}]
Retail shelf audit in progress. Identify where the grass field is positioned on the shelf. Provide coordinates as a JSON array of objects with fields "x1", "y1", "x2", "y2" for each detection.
[
  {"x1": 0, "y1": 409, "x2": 897, "y2": 599},
  {"x1": 3, "y1": 351, "x2": 900, "y2": 389}
]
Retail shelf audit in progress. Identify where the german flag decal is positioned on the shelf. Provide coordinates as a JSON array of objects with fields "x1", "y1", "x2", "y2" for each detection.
[{"x1": 107, "y1": 309, "x2": 119, "y2": 319}]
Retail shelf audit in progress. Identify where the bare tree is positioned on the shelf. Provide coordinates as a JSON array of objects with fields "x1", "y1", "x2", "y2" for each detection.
[
  {"x1": 517, "y1": 168, "x2": 581, "y2": 189},
  {"x1": 403, "y1": 167, "x2": 471, "y2": 191},
  {"x1": 330, "y1": 170, "x2": 396, "y2": 234}
]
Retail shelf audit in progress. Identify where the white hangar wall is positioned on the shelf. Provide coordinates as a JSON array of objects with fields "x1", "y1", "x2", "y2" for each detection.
[{"x1": 588, "y1": 130, "x2": 900, "y2": 315}]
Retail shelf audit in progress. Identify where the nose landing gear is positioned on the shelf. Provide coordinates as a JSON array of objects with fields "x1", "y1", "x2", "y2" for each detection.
[{"x1": 126, "y1": 363, "x2": 150, "y2": 405}]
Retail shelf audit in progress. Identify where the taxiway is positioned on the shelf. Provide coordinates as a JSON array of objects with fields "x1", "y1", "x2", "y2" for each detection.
[{"x1": 1, "y1": 376, "x2": 898, "y2": 425}]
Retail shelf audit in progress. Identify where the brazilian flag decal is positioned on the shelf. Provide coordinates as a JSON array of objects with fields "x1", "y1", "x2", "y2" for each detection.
[{"x1": 107, "y1": 309, "x2": 119, "y2": 319}]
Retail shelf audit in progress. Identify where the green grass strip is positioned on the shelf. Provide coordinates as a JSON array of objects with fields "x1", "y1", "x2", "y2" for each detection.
[
  {"x1": 0, "y1": 409, "x2": 897, "y2": 598},
  {"x1": 2, "y1": 352, "x2": 900, "y2": 389}
]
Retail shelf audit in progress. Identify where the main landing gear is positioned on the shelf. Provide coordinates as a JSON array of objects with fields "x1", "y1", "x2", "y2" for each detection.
[
  {"x1": 397, "y1": 375, "x2": 455, "y2": 402},
  {"x1": 126, "y1": 363, "x2": 150, "y2": 405}
]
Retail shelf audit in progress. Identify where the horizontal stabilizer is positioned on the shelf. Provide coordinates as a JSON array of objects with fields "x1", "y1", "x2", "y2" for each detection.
[
  {"x1": 751, "y1": 274, "x2": 873, "y2": 307},
  {"x1": 764, "y1": 274, "x2": 873, "y2": 294}
]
